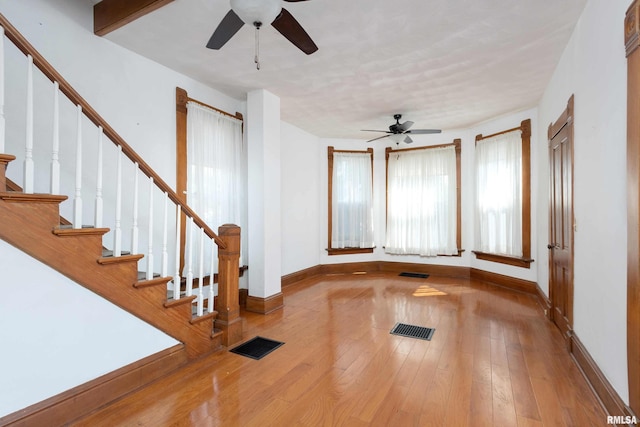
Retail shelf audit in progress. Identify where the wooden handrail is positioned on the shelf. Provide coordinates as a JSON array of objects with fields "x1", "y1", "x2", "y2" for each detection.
[{"x1": 0, "y1": 13, "x2": 226, "y2": 249}]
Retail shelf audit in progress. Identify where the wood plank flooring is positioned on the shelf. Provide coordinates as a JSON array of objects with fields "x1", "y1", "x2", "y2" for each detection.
[{"x1": 73, "y1": 273, "x2": 607, "y2": 426}]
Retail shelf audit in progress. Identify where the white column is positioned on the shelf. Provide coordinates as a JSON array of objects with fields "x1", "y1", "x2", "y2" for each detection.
[{"x1": 247, "y1": 89, "x2": 281, "y2": 299}]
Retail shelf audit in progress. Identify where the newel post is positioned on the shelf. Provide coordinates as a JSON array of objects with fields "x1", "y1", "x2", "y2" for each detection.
[
  {"x1": 0, "y1": 154, "x2": 15, "y2": 191},
  {"x1": 215, "y1": 223, "x2": 242, "y2": 346}
]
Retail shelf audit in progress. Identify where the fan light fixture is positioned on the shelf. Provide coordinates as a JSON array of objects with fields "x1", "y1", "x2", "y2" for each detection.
[
  {"x1": 230, "y1": 0, "x2": 282, "y2": 26},
  {"x1": 391, "y1": 134, "x2": 405, "y2": 144}
]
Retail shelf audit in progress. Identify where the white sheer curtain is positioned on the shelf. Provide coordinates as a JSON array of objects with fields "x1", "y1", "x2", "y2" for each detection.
[
  {"x1": 186, "y1": 102, "x2": 243, "y2": 276},
  {"x1": 385, "y1": 145, "x2": 457, "y2": 256},
  {"x1": 475, "y1": 130, "x2": 522, "y2": 256},
  {"x1": 331, "y1": 152, "x2": 374, "y2": 248}
]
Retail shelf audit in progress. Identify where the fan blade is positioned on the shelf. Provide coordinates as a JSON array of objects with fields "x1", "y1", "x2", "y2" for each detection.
[
  {"x1": 206, "y1": 10, "x2": 244, "y2": 49},
  {"x1": 272, "y1": 8, "x2": 318, "y2": 55},
  {"x1": 404, "y1": 136, "x2": 413, "y2": 144},
  {"x1": 367, "y1": 134, "x2": 391, "y2": 143},
  {"x1": 361, "y1": 129, "x2": 390, "y2": 133},
  {"x1": 405, "y1": 129, "x2": 442, "y2": 135},
  {"x1": 398, "y1": 120, "x2": 414, "y2": 132}
]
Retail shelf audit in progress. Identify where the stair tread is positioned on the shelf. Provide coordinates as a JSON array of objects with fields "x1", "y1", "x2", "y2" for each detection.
[
  {"x1": 0, "y1": 192, "x2": 67, "y2": 203},
  {"x1": 97, "y1": 253, "x2": 144, "y2": 265},
  {"x1": 135, "y1": 275, "x2": 172, "y2": 289},
  {"x1": 53, "y1": 226, "x2": 110, "y2": 237}
]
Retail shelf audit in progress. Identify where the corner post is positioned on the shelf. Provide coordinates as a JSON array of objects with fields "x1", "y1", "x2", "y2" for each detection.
[
  {"x1": 215, "y1": 223, "x2": 242, "y2": 346},
  {"x1": 0, "y1": 154, "x2": 15, "y2": 191}
]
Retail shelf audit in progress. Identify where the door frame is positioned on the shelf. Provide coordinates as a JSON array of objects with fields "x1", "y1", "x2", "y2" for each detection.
[{"x1": 547, "y1": 95, "x2": 574, "y2": 342}]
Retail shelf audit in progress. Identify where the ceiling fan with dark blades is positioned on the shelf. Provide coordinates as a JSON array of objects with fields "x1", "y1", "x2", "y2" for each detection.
[
  {"x1": 206, "y1": 0, "x2": 318, "y2": 56},
  {"x1": 361, "y1": 114, "x2": 441, "y2": 144}
]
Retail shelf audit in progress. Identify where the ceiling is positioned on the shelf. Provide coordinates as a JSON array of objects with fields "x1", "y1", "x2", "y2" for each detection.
[{"x1": 100, "y1": 0, "x2": 587, "y2": 140}]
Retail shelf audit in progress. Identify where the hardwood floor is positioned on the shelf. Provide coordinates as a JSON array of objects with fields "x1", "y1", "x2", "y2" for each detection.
[{"x1": 73, "y1": 273, "x2": 607, "y2": 426}]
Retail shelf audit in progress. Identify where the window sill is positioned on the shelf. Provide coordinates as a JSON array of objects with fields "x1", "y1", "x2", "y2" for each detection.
[
  {"x1": 472, "y1": 251, "x2": 534, "y2": 268},
  {"x1": 326, "y1": 247, "x2": 375, "y2": 256},
  {"x1": 381, "y1": 247, "x2": 465, "y2": 257}
]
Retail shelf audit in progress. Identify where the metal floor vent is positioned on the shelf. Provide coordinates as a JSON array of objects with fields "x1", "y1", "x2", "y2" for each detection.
[
  {"x1": 390, "y1": 323, "x2": 435, "y2": 341},
  {"x1": 399, "y1": 272, "x2": 430, "y2": 279},
  {"x1": 229, "y1": 336, "x2": 284, "y2": 360}
]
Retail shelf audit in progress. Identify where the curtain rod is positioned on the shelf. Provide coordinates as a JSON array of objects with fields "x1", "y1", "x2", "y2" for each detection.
[
  {"x1": 187, "y1": 97, "x2": 243, "y2": 121},
  {"x1": 476, "y1": 125, "x2": 522, "y2": 141},
  {"x1": 386, "y1": 139, "x2": 460, "y2": 154}
]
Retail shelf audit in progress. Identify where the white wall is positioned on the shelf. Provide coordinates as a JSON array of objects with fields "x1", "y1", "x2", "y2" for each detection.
[
  {"x1": 0, "y1": 240, "x2": 178, "y2": 417},
  {"x1": 280, "y1": 121, "x2": 321, "y2": 276},
  {"x1": 537, "y1": 0, "x2": 628, "y2": 403}
]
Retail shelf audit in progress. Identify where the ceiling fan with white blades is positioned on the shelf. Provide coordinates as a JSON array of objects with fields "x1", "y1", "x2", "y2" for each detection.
[
  {"x1": 206, "y1": 0, "x2": 318, "y2": 69},
  {"x1": 362, "y1": 114, "x2": 441, "y2": 144}
]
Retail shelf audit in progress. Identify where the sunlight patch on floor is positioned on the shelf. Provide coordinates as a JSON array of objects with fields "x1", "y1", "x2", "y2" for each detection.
[{"x1": 412, "y1": 285, "x2": 447, "y2": 297}]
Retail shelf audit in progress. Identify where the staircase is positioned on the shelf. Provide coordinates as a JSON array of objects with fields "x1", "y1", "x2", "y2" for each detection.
[
  {"x1": 0, "y1": 11, "x2": 243, "y2": 426},
  {"x1": 0, "y1": 184, "x2": 222, "y2": 358}
]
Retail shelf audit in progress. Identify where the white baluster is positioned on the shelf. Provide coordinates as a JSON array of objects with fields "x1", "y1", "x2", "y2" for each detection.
[
  {"x1": 146, "y1": 177, "x2": 154, "y2": 280},
  {"x1": 0, "y1": 26, "x2": 5, "y2": 153},
  {"x1": 185, "y1": 217, "x2": 194, "y2": 297},
  {"x1": 208, "y1": 237, "x2": 215, "y2": 314},
  {"x1": 73, "y1": 105, "x2": 83, "y2": 229},
  {"x1": 197, "y1": 228, "x2": 204, "y2": 316},
  {"x1": 50, "y1": 82, "x2": 60, "y2": 194},
  {"x1": 94, "y1": 126, "x2": 103, "y2": 228},
  {"x1": 24, "y1": 55, "x2": 34, "y2": 193},
  {"x1": 161, "y1": 192, "x2": 169, "y2": 277},
  {"x1": 173, "y1": 204, "x2": 181, "y2": 300},
  {"x1": 114, "y1": 145, "x2": 122, "y2": 256},
  {"x1": 131, "y1": 163, "x2": 139, "y2": 254}
]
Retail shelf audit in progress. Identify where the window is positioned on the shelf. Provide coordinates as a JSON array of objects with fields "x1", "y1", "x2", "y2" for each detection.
[
  {"x1": 473, "y1": 119, "x2": 532, "y2": 268},
  {"x1": 176, "y1": 87, "x2": 245, "y2": 275},
  {"x1": 385, "y1": 140, "x2": 461, "y2": 256},
  {"x1": 327, "y1": 147, "x2": 374, "y2": 255}
]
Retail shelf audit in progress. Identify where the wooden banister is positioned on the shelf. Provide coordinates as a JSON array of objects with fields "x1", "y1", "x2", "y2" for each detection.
[{"x1": 0, "y1": 13, "x2": 226, "y2": 249}]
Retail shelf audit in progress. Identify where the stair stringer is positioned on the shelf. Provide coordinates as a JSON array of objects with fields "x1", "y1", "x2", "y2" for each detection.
[{"x1": 0, "y1": 192, "x2": 220, "y2": 359}]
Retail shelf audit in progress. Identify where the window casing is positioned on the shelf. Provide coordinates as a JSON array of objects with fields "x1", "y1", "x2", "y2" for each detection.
[
  {"x1": 385, "y1": 140, "x2": 462, "y2": 257},
  {"x1": 473, "y1": 119, "x2": 532, "y2": 268},
  {"x1": 327, "y1": 147, "x2": 374, "y2": 255}
]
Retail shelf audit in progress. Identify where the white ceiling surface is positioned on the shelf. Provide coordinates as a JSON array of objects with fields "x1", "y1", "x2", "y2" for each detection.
[{"x1": 103, "y1": 0, "x2": 587, "y2": 139}]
